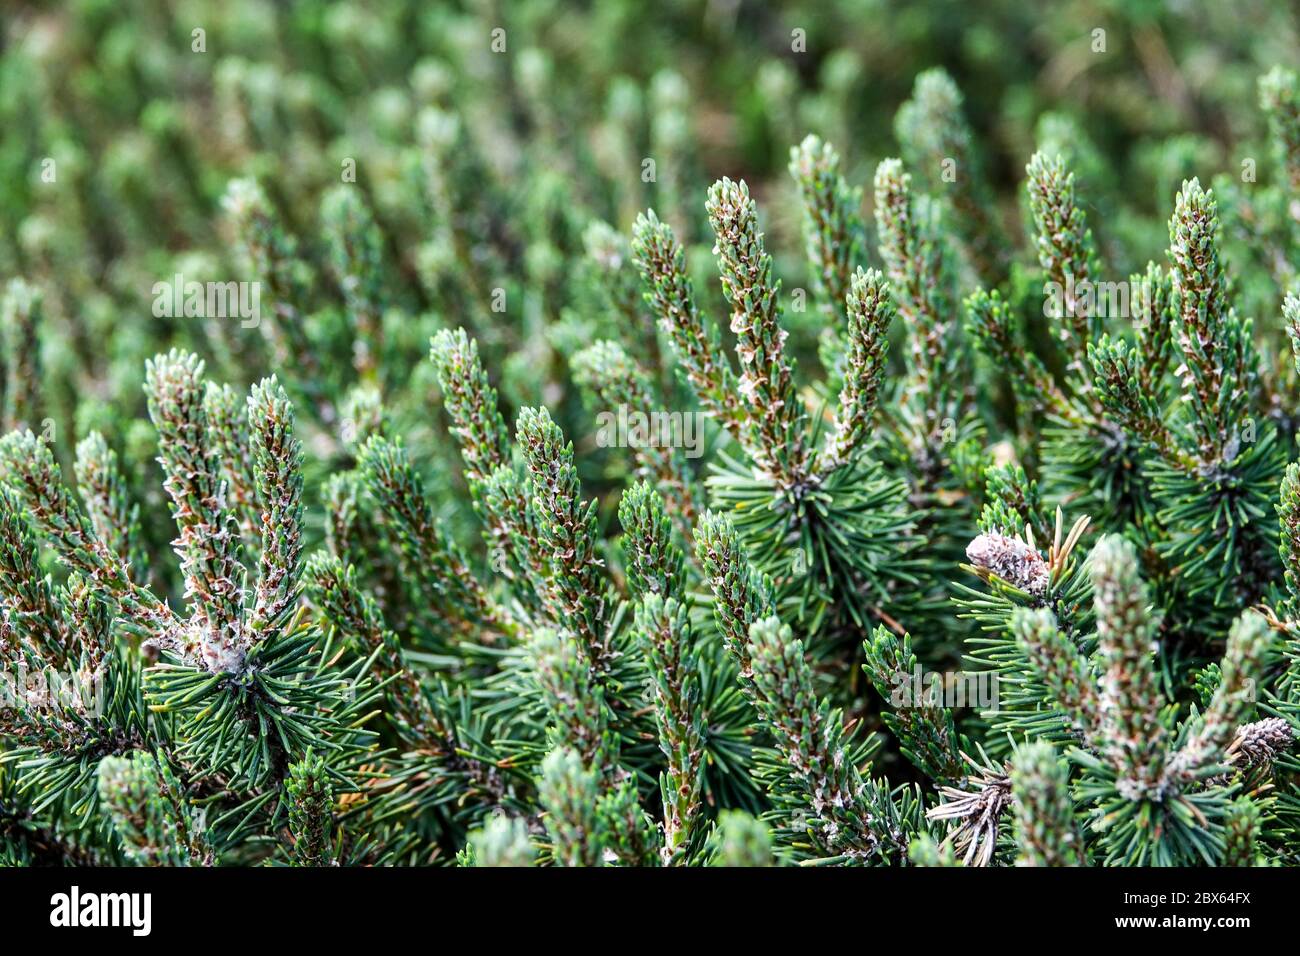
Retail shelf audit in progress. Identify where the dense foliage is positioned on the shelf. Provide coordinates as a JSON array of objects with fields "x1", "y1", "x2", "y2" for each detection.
[{"x1": 3, "y1": 0, "x2": 1300, "y2": 867}]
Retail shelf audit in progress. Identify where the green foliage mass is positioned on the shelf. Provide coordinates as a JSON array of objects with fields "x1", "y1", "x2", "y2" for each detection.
[{"x1": 3, "y1": 1, "x2": 1300, "y2": 868}]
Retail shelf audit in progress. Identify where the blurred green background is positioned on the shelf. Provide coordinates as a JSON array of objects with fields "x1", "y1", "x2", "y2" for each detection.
[{"x1": 2, "y1": 0, "x2": 1297, "y2": 594}]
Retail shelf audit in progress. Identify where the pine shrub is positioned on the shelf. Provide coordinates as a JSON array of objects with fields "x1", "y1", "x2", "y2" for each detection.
[{"x1": 2, "y1": 2, "x2": 1300, "y2": 869}]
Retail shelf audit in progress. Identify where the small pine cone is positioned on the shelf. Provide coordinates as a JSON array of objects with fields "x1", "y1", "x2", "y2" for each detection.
[
  {"x1": 1228, "y1": 717, "x2": 1295, "y2": 769},
  {"x1": 966, "y1": 531, "x2": 1049, "y2": 595}
]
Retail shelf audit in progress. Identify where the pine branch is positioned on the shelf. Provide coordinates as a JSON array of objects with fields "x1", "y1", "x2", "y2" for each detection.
[
  {"x1": 0, "y1": 431, "x2": 181, "y2": 648},
  {"x1": 594, "y1": 775, "x2": 659, "y2": 867},
  {"x1": 286, "y1": 749, "x2": 335, "y2": 866},
  {"x1": 862, "y1": 625, "x2": 965, "y2": 784},
  {"x1": 1, "y1": 279, "x2": 42, "y2": 433},
  {"x1": 1091, "y1": 535, "x2": 1167, "y2": 796},
  {"x1": 222, "y1": 179, "x2": 331, "y2": 421},
  {"x1": 619, "y1": 480, "x2": 686, "y2": 600},
  {"x1": 517, "y1": 407, "x2": 610, "y2": 667},
  {"x1": 145, "y1": 350, "x2": 246, "y2": 671},
  {"x1": 528, "y1": 627, "x2": 614, "y2": 770},
  {"x1": 695, "y1": 509, "x2": 775, "y2": 687},
  {"x1": 965, "y1": 288, "x2": 1074, "y2": 421},
  {"x1": 246, "y1": 376, "x2": 305, "y2": 647},
  {"x1": 202, "y1": 382, "x2": 261, "y2": 545},
  {"x1": 464, "y1": 815, "x2": 535, "y2": 867},
  {"x1": 820, "y1": 268, "x2": 893, "y2": 474},
  {"x1": 633, "y1": 595, "x2": 704, "y2": 863},
  {"x1": 706, "y1": 811, "x2": 775, "y2": 866},
  {"x1": 1260, "y1": 66, "x2": 1300, "y2": 208},
  {"x1": 977, "y1": 463, "x2": 1047, "y2": 539},
  {"x1": 98, "y1": 752, "x2": 213, "y2": 866},
  {"x1": 1013, "y1": 606, "x2": 1102, "y2": 742},
  {"x1": 874, "y1": 159, "x2": 957, "y2": 411},
  {"x1": 1281, "y1": 462, "x2": 1300, "y2": 609},
  {"x1": 321, "y1": 186, "x2": 386, "y2": 382},
  {"x1": 357, "y1": 435, "x2": 512, "y2": 645},
  {"x1": 1170, "y1": 610, "x2": 1272, "y2": 783},
  {"x1": 429, "y1": 328, "x2": 511, "y2": 485},
  {"x1": 1026, "y1": 152, "x2": 1101, "y2": 368},
  {"x1": 304, "y1": 554, "x2": 435, "y2": 741},
  {"x1": 537, "y1": 747, "x2": 604, "y2": 867},
  {"x1": 747, "y1": 615, "x2": 897, "y2": 862},
  {"x1": 305, "y1": 553, "x2": 508, "y2": 803},
  {"x1": 1167, "y1": 178, "x2": 1256, "y2": 467},
  {"x1": 1010, "y1": 741, "x2": 1082, "y2": 866},
  {"x1": 706, "y1": 177, "x2": 809, "y2": 487},
  {"x1": 1134, "y1": 261, "x2": 1177, "y2": 395},
  {"x1": 1089, "y1": 335, "x2": 1189, "y2": 467},
  {"x1": 895, "y1": 69, "x2": 1008, "y2": 284},
  {"x1": 1222, "y1": 796, "x2": 1265, "y2": 867},
  {"x1": 789, "y1": 134, "x2": 863, "y2": 325},
  {"x1": 572, "y1": 340, "x2": 701, "y2": 528},
  {"x1": 0, "y1": 488, "x2": 67, "y2": 665},
  {"x1": 429, "y1": 328, "x2": 546, "y2": 601},
  {"x1": 631, "y1": 210, "x2": 745, "y2": 440}
]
